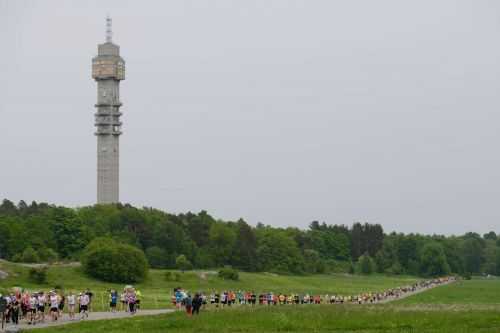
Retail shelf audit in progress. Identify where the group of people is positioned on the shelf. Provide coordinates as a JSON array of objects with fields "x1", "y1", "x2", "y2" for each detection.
[
  {"x1": 0, "y1": 289, "x2": 93, "y2": 327},
  {"x1": 0, "y1": 277, "x2": 455, "y2": 325},
  {"x1": 112, "y1": 286, "x2": 143, "y2": 314},
  {"x1": 0, "y1": 286, "x2": 143, "y2": 327},
  {"x1": 173, "y1": 288, "x2": 203, "y2": 316},
  {"x1": 171, "y1": 277, "x2": 455, "y2": 315}
]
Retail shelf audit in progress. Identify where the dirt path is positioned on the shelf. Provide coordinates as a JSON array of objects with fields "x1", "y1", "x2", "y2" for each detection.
[
  {"x1": 378, "y1": 280, "x2": 455, "y2": 304},
  {"x1": 2, "y1": 309, "x2": 173, "y2": 331}
]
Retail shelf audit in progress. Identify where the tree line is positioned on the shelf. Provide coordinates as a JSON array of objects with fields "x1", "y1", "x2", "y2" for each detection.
[{"x1": 0, "y1": 199, "x2": 498, "y2": 277}]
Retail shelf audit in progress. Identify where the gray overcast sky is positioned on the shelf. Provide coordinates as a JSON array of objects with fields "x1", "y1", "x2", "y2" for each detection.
[{"x1": 1, "y1": 0, "x2": 500, "y2": 235}]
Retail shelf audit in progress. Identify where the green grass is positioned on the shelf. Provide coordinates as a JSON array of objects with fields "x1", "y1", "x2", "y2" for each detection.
[
  {"x1": 0, "y1": 261, "x2": 418, "y2": 312},
  {"x1": 35, "y1": 305, "x2": 500, "y2": 333},
  {"x1": 8, "y1": 265, "x2": 500, "y2": 333},
  {"x1": 397, "y1": 277, "x2": 500, "y2": 305}
]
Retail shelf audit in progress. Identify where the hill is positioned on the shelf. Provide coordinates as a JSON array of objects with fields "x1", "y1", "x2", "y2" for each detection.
[{"x1": 0, "y1": 260, "x2": 418, "y2": 311}]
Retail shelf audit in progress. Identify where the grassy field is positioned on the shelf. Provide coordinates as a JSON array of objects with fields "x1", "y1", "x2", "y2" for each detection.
[
  {"x1": 6, "y1": 260, "x2": 500, "y2": 333},
  {"x1": 35, "y1": 303, "x2": 500, "y2": 333},
  {"x1": 0, "y1": 261, "x2": 418, "y2": 312},
  {"x1": 397, "y1": 277, "x2": 500, "y2": 305}
]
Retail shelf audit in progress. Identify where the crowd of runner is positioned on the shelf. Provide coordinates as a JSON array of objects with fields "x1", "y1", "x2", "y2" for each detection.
[
  {"x1": 0, "y1": 286, "x2": 143, "y2": 327},
  {"x1": 0, "y1": 276, "x2": 455, "y2": 325},
  {"x1": 171, "y1": 276, "x2": 455, "y2": 316}
]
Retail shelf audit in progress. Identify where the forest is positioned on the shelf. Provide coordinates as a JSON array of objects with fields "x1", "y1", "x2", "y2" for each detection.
[{"x1": 0, "y1": 199, "x2": 497, "y2": 277}]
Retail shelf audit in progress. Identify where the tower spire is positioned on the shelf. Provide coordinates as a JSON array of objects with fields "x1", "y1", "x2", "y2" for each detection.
[{"x1": 106, "y1": 15, "x2": 112, "y2": 43}]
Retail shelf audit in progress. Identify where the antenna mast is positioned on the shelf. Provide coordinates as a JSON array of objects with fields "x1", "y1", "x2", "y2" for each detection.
[{"x1": 106, "y1": 15, "x2": 113, "y2": 43}]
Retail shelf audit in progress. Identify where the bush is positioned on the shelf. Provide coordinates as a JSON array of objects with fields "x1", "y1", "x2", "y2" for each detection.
[
  {"x1": 22, "y1": 247, "x2": 40, "y2": 263},
  {"x1": 218, "y1": 267, "x2": 239, "y2": 280},
  {"x1": 324, "y1": 259, "x2": 351, "y2": 274},
  {"x1": 28, "y1": 267, "x2": 48, "y2": 284},
  {"x1": 81, "y1": 238, "x2": 149, "y2": 283},
  {"x1": 462, "y1": 272, "x2": 472, "y2": 280},
  {"x1": 39, "y1": 248, "x2": 58, "y2": 263}
]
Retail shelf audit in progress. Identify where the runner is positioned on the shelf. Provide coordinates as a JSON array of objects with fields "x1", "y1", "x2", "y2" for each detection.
[
  {"x1": 109, "y1": 289, "x2": 118, "y2": 313},
  {"x1": 21, "y1": 291, "x2": 29, "y2": 321},
  {"x1": 28, "y1": 293, "x2": 38, "y2": 325},
  {"x1": 192, "y1": 293, "x2": 202, "y2": 315},
  {"x1": 126, "y1": 288, "x2": 136, "y2": 314},
  {"x1": 183, "y1": 294, "x2": 192, "y2": 316},
  {"x1": 120, "y1": 290, "x2": 127, "y2": 312},
  {"x1": 0, "y1": 293, "x2": 5, "y2": 330},
  {"x1": 85, "y1": 289, "x2": 93, "y2": 312},
  {"x1": 174, "y1": 288, "x2": 183, "y2": 310},
  {"x1": 67, "y1": 291, "x2": 76, "y2": 320},
  {"x1": 10, "y1": 296, "x2": 19, "y2": 326},
  {"x1": 37, "y1": 291, "x2": 46, "y2": 323},
  {"x1": 49, "y1": 291, "x2": 59, "y2": 321},
  {"x1": 79, "y1": 291, "x2": 90, "y2": 319},
  {"x1": 58, "y1": 292, "x2": 65, "y2": 318},
  {"x1": 135, "y1": 289, "x2": 142, "y2": 311}
]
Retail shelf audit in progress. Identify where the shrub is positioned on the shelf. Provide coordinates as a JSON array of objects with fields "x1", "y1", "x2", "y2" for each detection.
[
  {"x1": 175, "y1": 254, "x2": 193, "y2": 272},
  {"x1": 324, "y1": 259, "x2": 351, "y2": 274},
  {"x1": 39, "y1": 248, "x2": 58, "y2": 263},
  {"x1": 165, "y1": 271, "x2": 173, "y2": 281},
  {"x1": 11, "y1": 253, "x2": 22, "y2": 263},
  {"x1": 22, "y1": 247, "x2": 40, "y2": 263},
  {"x1": 28, "y1": 267, "x2": 48, "y2": 284},
  {"x1": 218, "y1": 267, "x2": 239, "y2": 280},
  {"x1": 81, "y1": 237, "x2": 149, "y2": 283}
]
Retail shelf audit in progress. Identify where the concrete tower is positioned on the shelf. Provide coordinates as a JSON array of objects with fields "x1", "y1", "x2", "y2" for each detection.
[{"x1": 92, "y1": 16, "x2": 125, "y2": 204}]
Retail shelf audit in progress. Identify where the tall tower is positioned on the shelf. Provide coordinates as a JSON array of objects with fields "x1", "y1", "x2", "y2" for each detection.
[{"x1": 92, "y1": 16, "x2": 125, "y2": 204}]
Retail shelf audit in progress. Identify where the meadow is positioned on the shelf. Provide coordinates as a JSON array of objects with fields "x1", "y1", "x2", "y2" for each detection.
[
  {"x1": 36, "y1": 301, "x2": 500, "y2": 333},
  {"x1": 4, "y1": 260, "x2": 500, "y2": 333},
  {"x1": 34, "y1": 277, "x2": 500, "y2": 333},
  {"x1": 397, "y1": 277, "x2": 500, "y2": 305},
  {"x1": 0, "y1": 260, "x2": 417, "y2": 311}
]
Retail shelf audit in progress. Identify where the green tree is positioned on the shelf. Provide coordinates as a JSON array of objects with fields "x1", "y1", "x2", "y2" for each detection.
[
  {"x1": 208, "y1": 223, "x2": 236, "y2": 266},
  {"x1": 495, "y1": 248, "x2": 500, "y2": 276},
  {"x1": 420, "y1": 242, "x2": 450, "y2": 277},
  {"x1": 462, "y1": 238, "x2": 484, "y2": 274},
  {"x1": 38, "y1": 248, "x2": 58, "y2": 263},
  {"x1": 145, "y1": 246, "x2": 168, "y2": 268},
  {"x1": 21, "y1": 246, "x2": 40, "y2": 263},
  {"x1": 358, "y1": 254, "x2": 375, "y2": 274},
  {"x1": 176, "y1": 254, "x2": 193, "y2": 272},
  {"x1": 484, "y1": 231, "x2": 497, "y2": 241},
  {"x1": 81, "y1": 238, "x2": 148, "y2": 283},
  {"x1": 256, "y1": 230, "x2": 304, "y2": 274},
  {"x1": 303, "y1": 249, "x2": 324, "y2": 273},
  {"x1": 218, "y1": 267, "x2": 239, "y2": 280},
  {"x1": 231, "y1": 219, "x2": 257, "y2": 271}
]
